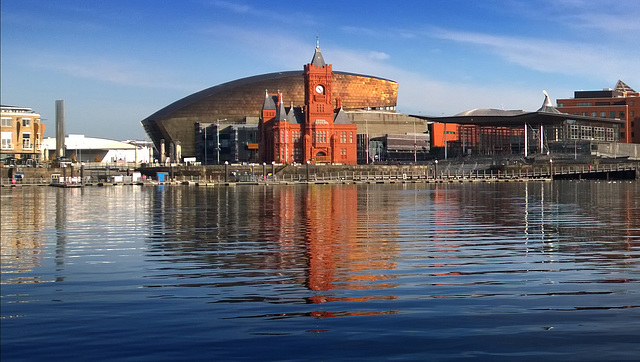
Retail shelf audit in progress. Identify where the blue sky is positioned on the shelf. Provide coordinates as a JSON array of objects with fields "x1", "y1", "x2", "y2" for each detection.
[{"x1": 2, "y1": 0, "x2": 638, "y2": 141}]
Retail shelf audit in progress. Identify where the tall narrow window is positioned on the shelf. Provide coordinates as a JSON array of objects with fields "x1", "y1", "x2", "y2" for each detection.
[
  {"x1": 22, "y1": 132, "x2": 32, "y2": 149},
  {"x1": 1, "y1": 132, "x2": 12, "y2": 149}
]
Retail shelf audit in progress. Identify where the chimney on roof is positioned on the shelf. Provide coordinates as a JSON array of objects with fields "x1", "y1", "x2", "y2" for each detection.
[{"x1": 55, "y1": 100, "x2": 65, "y2": 159}]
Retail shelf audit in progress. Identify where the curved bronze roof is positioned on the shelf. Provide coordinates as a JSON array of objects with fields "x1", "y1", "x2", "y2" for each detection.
[
  {"x1": 142, "y1": 70, "x2": 396, "y2": 123},
  {"x1": 141, "y1": 70, "x2": 398, "y2": 157}
]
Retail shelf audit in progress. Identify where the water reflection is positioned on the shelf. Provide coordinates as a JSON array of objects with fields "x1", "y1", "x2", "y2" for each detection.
[
  {"x1": 141, "y1": 181, "x2": 639, "y2": 319},
  {"x1": 145, "y1": 185, "x2": 401, "y2": 317},
  {"x1": 1, "y1": 187, "x2": 48, "y2": 284},
  {"x1": 1, "y1": 181, "x2": 639, "y2": 360}
]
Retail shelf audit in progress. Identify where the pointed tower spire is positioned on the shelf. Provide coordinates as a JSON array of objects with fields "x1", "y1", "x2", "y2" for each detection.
[
  {"x1": 262, "y1": 89, "x2": 277, "y2": 111},
  {"x1": 537, "y1": 90, "x2": 561, "y2": 114},
  {"x1": 310, "y1": 35, "x2": 326, "y2": 67}
]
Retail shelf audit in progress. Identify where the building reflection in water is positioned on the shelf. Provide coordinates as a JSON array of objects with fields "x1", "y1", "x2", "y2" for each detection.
[
  {"x1": 143, "y1": 180, "x2": 638, "y2": 316},
  {"x1": 54, "y1": 188, "x2": 67, "y2": 282},
  {"x1": 1, "y1": 188, "x2": 48, "y2": 285},
  {"x1": 146, "y1": 184, "x2": 400, "y2": 317},
  {"x1": 416, "y1": 181, "x2": 640, "y2": 299},
  {"x1": 303, "y1": 185, "x2": 398, "y2": 306}
]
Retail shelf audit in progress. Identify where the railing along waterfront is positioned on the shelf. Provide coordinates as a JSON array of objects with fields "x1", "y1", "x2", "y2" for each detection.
[
  {"x1": 1, "y1": 177, "x2": 51, "y2": 186},
  {"x1": 2, "y1": 163, "x2": 637, "y2": 187}
]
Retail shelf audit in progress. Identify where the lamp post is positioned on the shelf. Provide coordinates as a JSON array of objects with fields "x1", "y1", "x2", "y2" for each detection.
[
  {"x1": 444, "y1": 123, "x2": 448, "y2": 160},
  {"x1": 216, "y1": 120, "x2": 220, "y2": 165},
  {"x1": 365, "y1": 119, "x2": 369, "y2": 164},
  {"x1": 413, "y1": 119, "x2": 417, "y2": 163},
  {"x1": 204, "y1": 126, "x2": 207, "y2": 165},
  {"x1": 271, "y1": 161, "x2": 275, "y2": 178},
  {"x1": 306, "y1": 160, "x2": 310, "y2": 181},
  {"x1": 549, "y1": 159, "x2": 553, "y2": 178},
  {"x1": 262, "y1": 162, "x2": 266, "y2": 181},
  {"x1": 434, "y1": 159, "x2": 438, "y2": 179},
  {"x1": 224, "y1": 161, "x2": 228, "y2": 182}
]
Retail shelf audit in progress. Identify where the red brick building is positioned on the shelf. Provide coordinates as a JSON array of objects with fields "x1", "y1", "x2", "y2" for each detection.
[
  {"x1": 259, "y1": 44, "x2": 358, "y2": 165},
  {"x1": 557, "y1": 80, "x2": 640, "y2": 143}
]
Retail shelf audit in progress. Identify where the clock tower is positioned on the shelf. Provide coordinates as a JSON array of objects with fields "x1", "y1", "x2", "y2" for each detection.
[
  {"x1": 258, "y1": 40, "x2": 357, "y2": 165},
  {"x1": 303, "y1": 39, "x2": 335, "y2": 163}
]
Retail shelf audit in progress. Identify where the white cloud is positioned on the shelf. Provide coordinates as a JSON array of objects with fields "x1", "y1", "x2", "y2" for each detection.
[
  {"x1": 29, "y1": 53, "x2": 196, "y2": 91},
  {"x1": 206, "y1": 0, "x2": 316, "y2": 27},
  {"x1": 498, "y1": 0, "x2": 640, "y2": 39},
  {"x1": 368, "y1": 51, "x2": 390, "y2": 61},
  {"x1": 195, "y1": 25, "x2": 556, "y2": 115},
  {"x1": 429, "y1": 28, "x2": 639, "y2": 85},
  {"x1": 208, "y1": 0, "x2": 251, "y2": 14}
]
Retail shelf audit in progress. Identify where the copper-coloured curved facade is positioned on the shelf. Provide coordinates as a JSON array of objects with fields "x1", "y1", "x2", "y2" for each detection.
[{"x1": 141, "y1": 71, "x2": 398, "y2": 157}]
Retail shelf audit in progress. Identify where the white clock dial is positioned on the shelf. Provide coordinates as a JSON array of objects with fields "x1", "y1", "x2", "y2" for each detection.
[{"x1": 315, "y1": 85, "x2": 324, "y2": 94}]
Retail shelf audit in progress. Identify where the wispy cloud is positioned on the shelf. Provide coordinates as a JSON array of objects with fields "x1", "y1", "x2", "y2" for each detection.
[
  {"x1": 29, "y1": 52, "x2": 197, "y2": 91},
  {"x1": 500, "y1": 0, "x2": 640, "y2": 37},
  {"x1": 194, "y1": 25, "x2": 557, "y2": 114},
  {"x1": 429, "y1": 28, "x2": 637, "y2": 83},
  {"x1": 208, "y1": 0, "x2": 251, "y2": 14},
  {"x1": 206, "y1": 0, "x2": 316, "y2": 27},
  {"x1": 199, "y1": 25, "x2": 312, "y2": 69},
  {"x1": 368, "y1": 51, "x2": 390, "y2": 61}
]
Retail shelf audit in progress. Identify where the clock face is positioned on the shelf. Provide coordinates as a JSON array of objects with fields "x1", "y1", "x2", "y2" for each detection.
[{"x1": 315, "y1": 85, "x2": 324, "y2": 94}]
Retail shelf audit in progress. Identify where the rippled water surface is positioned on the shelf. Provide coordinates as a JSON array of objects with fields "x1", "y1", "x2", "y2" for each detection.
[{"x1": 2, "y1": 181, "x2": 639, "y2": 361}]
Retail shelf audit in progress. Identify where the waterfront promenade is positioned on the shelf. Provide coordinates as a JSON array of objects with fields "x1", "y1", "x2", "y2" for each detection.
[{"x1": 2, "y1": 162, "x2": 637, "y2": 187}]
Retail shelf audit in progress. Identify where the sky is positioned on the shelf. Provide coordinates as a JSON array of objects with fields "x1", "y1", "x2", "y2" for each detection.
[{"x1": 1, "y1": 0, "x2": 639, "y2": 141}]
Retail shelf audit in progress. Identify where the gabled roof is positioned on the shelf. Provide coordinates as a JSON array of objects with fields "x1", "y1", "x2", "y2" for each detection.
[
  {"x1": 334, "y1": 107, "x2": 352, "y2": 124},
  {"x1": 275, "y1": 96, "x2": 288, "y2": 121},
  {"x1": 286, "y1": 106, "x2": 303, "y2": 124},
  {"x1": 615, "y1": 80, "x2": 636, "y2": 93},
  {"x1": 262, "y1": 90, "x2": 278, "y2": 111}
]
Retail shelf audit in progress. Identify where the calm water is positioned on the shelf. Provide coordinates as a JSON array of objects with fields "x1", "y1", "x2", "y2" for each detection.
[{"x1": 1, "y1": 181, "x2": 639, "y2": 361}]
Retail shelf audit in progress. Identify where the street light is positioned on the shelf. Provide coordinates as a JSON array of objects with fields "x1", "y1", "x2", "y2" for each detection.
[
  {"x1": 434, "y1": 159, "x2": 438, "y2": 179},
  {"x1": 413, "y1": 119, "x2": 417, "y2": 163},
  {"x1": 306, "y1": 160, "x2": 310, "y2": 181},
  {"x1": 204, "y1": 126, "x2": 207, "y2": 165},
  {"x1": 443, "y1": 123, "x2": 448, "y2": 160},
  {"x1": 365, "y1": 119, "x2": 369, "y2": 164},
  {"x1": 224, "y1": 161, "x2": 228, "y2": 182}
]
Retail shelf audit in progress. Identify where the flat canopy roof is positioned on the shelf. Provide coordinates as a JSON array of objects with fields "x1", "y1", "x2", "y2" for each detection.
[
  {"x1": 412, "y1": 110, "x2": 625, "y2": 127},
  {"x1": 412, "y1": 93, "x2": 625, "y2": 127}
]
